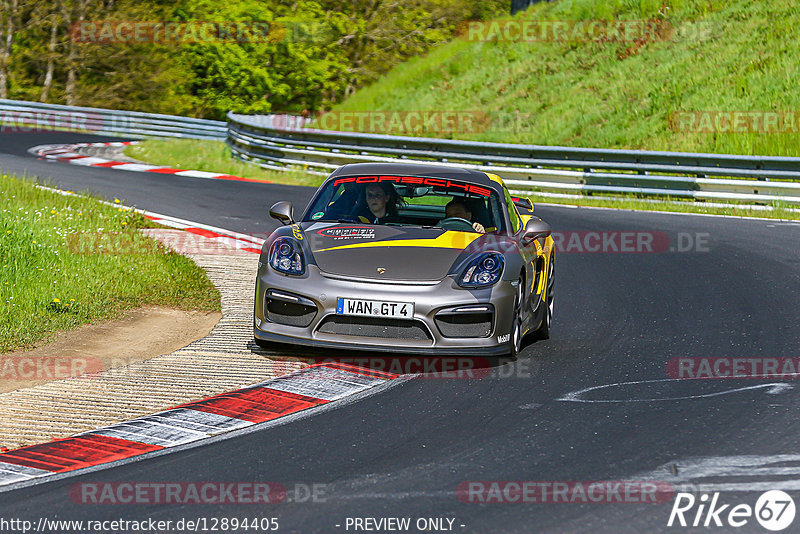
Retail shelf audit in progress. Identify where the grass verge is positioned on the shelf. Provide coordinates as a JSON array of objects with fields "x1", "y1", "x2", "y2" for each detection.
[
  {"x1": 0, "y1": 172, "x2": 220, "y2": 353},
  {"x1": 328, "y1": 0, "x2": 800, "y2": 156},
  {"x1": 124, "y1": 138, "x2": 325, "y2": 187},
  {"x1": 526, "y1": 193, "x2": 800, "y2": 220}
]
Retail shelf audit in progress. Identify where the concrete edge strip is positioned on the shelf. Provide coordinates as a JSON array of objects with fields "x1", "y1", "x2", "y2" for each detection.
[
  {"x1": 27, "y1": 141, "x2": 268, "y2": 184},
  {"x1": 0, "y1": 363, "x2": 398, "y2": 488},
  {"x1": 0, "y1": 376, "x2": 410, "y2": 495}
]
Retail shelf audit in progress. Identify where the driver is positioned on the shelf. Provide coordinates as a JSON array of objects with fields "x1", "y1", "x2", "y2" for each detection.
[
  {"x1": 440, "y1": 199, "x2": 485, "y2": 233},
  {"x1": 351, "y1": 183, "x2": 400, "y2": 224}
]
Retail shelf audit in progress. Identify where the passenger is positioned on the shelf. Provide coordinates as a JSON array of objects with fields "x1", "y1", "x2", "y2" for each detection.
[
  {"x1": 352, "y1": 183, "x2": 400, "y2": 224},
  {"x1": 442, "y1": 199, "x2": 485, "y2": 233}
]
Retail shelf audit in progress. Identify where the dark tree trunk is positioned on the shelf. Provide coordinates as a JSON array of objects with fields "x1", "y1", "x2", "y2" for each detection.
[{"x1": 511, "y1": 0, "x2": 542, "y2": 15}]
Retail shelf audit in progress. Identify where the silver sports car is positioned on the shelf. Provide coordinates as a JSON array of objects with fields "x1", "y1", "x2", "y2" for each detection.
[{"x1": 254, "y1": 163, "x2": 555, "y2": 356}]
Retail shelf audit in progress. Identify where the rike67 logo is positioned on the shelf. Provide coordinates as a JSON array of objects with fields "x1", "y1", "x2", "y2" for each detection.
[{"x1": 668, "y1": 490, "x2": 796, "y2": 531}]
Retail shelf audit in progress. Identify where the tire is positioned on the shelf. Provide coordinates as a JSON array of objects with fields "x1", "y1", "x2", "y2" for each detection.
[
  {"x1": 533, "y1": 252, "x2": 554, "y2": 341},
  {"x1": 509, "y1": 278, "x2": 524, "y2": 357}
]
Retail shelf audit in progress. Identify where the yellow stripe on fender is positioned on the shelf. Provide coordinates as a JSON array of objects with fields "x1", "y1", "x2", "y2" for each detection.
[
  {"x1": 316, "y1": 231, "x2": 483, "y2": 252},
  {"x1": 485, "y1": 172, "x2": 504, "y2": 186}
]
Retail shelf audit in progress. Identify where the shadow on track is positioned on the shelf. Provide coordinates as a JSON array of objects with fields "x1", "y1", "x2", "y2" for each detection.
[{"x1": 246, "y1": 339, "x2": 520, "y2": 378}]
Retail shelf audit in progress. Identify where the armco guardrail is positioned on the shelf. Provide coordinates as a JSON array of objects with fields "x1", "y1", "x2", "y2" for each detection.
[
  {"x1": 227, "y1": 112, "x2": 800, "y2": 204},
  {"x1": 0, "y1": 99, "x2": 226, "y2": 140},
  {"x1": 3, "y1": 99, "x2": 798, "y2": 205}
]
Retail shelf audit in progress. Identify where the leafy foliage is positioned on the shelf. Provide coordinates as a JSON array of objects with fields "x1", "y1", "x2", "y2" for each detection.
[{"x1": 0, "y1": 0, "x2": 506, "y2": 118}]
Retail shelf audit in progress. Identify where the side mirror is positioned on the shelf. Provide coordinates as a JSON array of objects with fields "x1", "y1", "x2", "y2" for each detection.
[
  {"x1": 521, "y1": 218, "x2": 551, "y2": 245},
  {"x1": 270, "y1": 201, "x2": 294, "y2": 225},
  {"x1": 512, "y1": 196, "x2": 533, "y2": 212}
]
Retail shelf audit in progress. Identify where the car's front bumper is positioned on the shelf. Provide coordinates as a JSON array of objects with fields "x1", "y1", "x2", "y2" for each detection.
[{"x1": 254, "y1": 264, "x2": 516, "y2": 356}]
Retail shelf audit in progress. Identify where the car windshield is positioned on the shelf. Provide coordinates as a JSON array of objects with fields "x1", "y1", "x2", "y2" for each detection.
[{"x1": 303, "y1": 175, "x2": 507, "y2": 234}]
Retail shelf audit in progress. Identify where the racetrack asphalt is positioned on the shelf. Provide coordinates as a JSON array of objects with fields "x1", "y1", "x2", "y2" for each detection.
[{"x1": 2, "y1": 131, "x2": 800, "y2": 532}]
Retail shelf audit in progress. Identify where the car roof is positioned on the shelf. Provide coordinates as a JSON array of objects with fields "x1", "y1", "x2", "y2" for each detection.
[{"x1": 328, "y1": 163, "x2": 504, "y2": 192}]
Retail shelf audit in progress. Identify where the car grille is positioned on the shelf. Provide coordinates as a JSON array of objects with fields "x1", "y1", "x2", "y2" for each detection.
[
  {"x1": 317, "y1": 316, "x2": 431, "y2": 341},
  {"x1": 266, "y1": 299, "x2": 317, "y2": 327},
  {"x1": 434, "y1": 309, "x2": 493, "y2": 338}
]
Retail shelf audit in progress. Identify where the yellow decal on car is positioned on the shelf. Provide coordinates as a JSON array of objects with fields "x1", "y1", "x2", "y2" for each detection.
[
  {"x1": 317, "y1": 231, "x2": 482, "y2": 252},
  {"x1": 485, "y1": 172, "x2": 504, "y2": 186}
]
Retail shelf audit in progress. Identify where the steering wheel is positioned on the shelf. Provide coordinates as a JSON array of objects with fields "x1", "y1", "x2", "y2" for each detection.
[{"x1": 438, "y1": 217, "x2": 476, "y2": 232}]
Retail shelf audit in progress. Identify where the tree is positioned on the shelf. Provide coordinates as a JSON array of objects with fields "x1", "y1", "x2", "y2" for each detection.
[
  {"x1": 0, "y1": 0, "x2": 19, "y2": 98},
  {"x1": 0, "y1": 0, "x2": 507, "y2": 116}
]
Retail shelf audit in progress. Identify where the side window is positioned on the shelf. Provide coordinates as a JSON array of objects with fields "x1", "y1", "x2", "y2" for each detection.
[
  {"x1": 503, "y1": 186, "x2": 520, "y2": 233},
  {"x1": 487, "y1": 194, "x2": 506, "y2": 233}
]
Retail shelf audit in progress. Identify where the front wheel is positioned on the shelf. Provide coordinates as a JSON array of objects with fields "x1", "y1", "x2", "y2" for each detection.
[
  {"x1": 533, "y1": 252, "x2": 555, "y2": 341},
  {"x1": 509, "y1": 278, "x2": 524, "y2": 357}
]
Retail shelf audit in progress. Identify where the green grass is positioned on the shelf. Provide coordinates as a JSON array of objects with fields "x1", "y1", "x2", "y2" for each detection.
[
  {"x1": 0, "y1": 172, "x2": 220, "y2": 353},
  {"x1": 125, "y1": 139, "x2": 325, "y2": 187},
  {"x1": 327, "y1": 0, "x2": 800, "y2": 156},
  {"x1": 526, "y1": 193, "x2": 800, "y2": 220}
]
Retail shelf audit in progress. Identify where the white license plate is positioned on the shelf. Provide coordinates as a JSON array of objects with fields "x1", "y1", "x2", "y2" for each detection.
[{"x1": 336, "y1": 298, "x2": 413, "y2": 319}]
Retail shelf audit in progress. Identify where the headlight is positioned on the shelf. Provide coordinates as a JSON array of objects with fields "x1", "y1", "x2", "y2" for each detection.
[
  {"x1": 269, "y1": 237, "x2": 305, "y2": 275},
  {"x1": 458, "y1": 252, "x2": 504, "y2": 288}
]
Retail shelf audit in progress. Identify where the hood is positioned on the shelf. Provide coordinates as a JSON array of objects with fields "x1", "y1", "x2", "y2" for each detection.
[{"x1": 302, "y1": 223, "x2": 483, "y2": 281}]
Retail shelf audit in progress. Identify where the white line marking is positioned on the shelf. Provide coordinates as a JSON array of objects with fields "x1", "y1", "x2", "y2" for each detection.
[
  {"x1": 635, "y1": 454, "x2": 800, "y2": 493},
  {"x1": 557, "y1": 379, "x2": 794, "y2": 403},
  {"x1": 174, "y1": 170, "x2": 225, "y2": 179},
  {"x1": 0, "y1": 463, "x2": 51, "y2": 484},
  {"x1": 262, "y1": 367, "x2": 384, "y2": 401},
  {"x1": 67, "y1": 156, "x2": 112, "y2": 166},
  {"x1": 146, "y1": 408, "x2": 251, "y2": 433},
  {"x1": 91, "y1": 420, "x2": 208, "y2": 447},
  {"x1": 109, "y1": 163, "x2": 167, "y2": 172}
]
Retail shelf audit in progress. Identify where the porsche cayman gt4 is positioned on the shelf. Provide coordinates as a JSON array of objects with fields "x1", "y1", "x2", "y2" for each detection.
[{"x1": 253, "y1": 163, "x2": 554, "y2": 356}]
